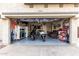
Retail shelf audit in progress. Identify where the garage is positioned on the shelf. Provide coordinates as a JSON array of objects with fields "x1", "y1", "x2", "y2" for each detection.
[
  {"x1": 0, "y1": 3, "x2": 78, "y2": 46},
  {"x1": 10, "y1": 18, "x2": 70, "y2": 45}
]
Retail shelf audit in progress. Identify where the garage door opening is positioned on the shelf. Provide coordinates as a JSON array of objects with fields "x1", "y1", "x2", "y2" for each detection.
[{"x1": 10, "y1": 18, "x2": 70, "y2": 45}]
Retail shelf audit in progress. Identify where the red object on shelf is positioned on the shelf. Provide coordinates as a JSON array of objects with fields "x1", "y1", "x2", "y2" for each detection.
[{"x1": 11, "y1": 20, "x2": 16, "y2": 29}]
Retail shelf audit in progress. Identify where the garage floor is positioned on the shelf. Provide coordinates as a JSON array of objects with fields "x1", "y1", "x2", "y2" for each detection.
[{"x1": 13, "y1": 37, "x2": 69, "y2": 46}]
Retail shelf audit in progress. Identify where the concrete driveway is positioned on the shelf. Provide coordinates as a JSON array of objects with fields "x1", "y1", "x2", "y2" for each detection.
[{"x1": 0, "y1": 45, "x2": 79, "y2": 56}]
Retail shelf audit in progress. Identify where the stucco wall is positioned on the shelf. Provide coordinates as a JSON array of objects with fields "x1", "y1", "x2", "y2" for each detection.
[
  {"x1": 0, "y1": 19, "x2": 2, "y2": 41},
  {"x1": 0, "y1": 3, "x2": 78, "y2": 13},
  {"x1": 69, "y1": 15, "x2": 79, "y2": 46},
  {"x1": 0, "y1": 18, "x2": 10, "y2": 44}
]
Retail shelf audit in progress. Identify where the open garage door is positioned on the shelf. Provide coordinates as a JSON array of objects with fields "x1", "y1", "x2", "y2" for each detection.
[{"x1": 10, "y1": 18, "x2": 70, "y2": 45}]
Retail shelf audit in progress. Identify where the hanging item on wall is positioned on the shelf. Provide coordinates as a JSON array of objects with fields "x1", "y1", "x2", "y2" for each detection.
[
  {"x1": 11, "y1": 20, "x2": 17, "y2": 29},
  {"x1": 63, "y1": 19, "x2": 69, "y2": 27}
]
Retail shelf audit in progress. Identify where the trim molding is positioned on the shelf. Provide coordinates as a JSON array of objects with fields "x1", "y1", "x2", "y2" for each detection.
[{"x1": 2, "y1": 12, "x2": 79, "y2": 15}]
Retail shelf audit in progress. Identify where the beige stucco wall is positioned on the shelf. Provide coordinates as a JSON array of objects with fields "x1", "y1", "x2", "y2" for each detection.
[
  {"x1": 0, "y1": 19, "x2": 3, "y2": 41},
  {"x1": 0, "y1": 3, "x2": 78, "y2": 13},
  {"x1": 0, "y1": 18, "x2": 11, "y2": 44},
  {"x1": 69, "y1": 15, "x2": 79, "y2": 46}
]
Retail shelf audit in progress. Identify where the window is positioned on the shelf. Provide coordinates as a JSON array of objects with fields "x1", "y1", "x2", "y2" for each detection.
[
  {"x1": 74, "y1": 4, "x2": 79, "y2": 7},
  {"x1": 44, "y1": 4, "x2": 48, "y2": 8},
  {"x1": 59, "y1": 4, "x2": 63, "y2": 8},
  {"x1": 29, "y1": 4, "x2": 33, "y2": 8}
]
